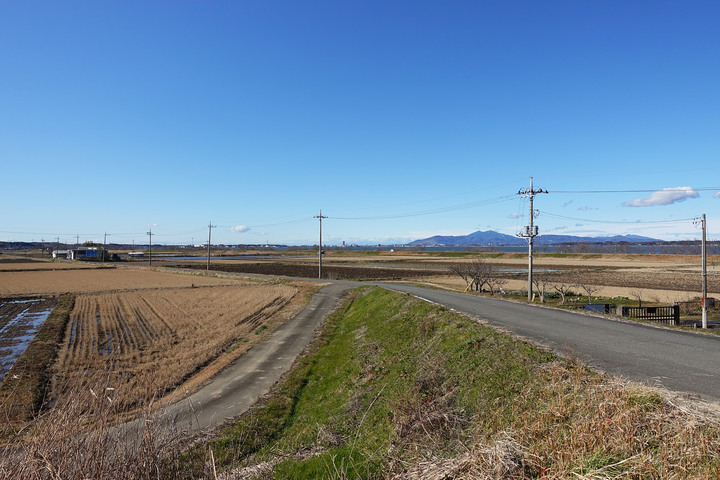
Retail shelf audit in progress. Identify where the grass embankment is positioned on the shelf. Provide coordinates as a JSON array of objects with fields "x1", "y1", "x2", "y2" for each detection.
[
  {"x1": 0, "y1": 294, "x2": 75, "y2": 432},
  {"x1": 177, "y1": 287, "x2": 720, "y2": 479}
]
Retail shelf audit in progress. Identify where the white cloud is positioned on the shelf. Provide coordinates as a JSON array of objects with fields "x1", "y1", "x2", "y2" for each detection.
[
  {"x1": 714, "y1": 191, "x2": 720, "y2": 199},
  {"x1": 508, "y1": 212, "x2": 522, "y2": 219},
  {"x1": 231, "y1": 225, "x2": 250, "y2": 233},
  {"x1": 577, "y1": 206, "x2": 598, "y2": 211},
  {"x1": 622, "y1": 187, "x2": 699, "y2": 207}
]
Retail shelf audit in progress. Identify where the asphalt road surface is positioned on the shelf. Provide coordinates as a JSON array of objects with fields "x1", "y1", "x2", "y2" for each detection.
[{"x1": 384, "y1": 283, "x2": 720, "y2": 402}]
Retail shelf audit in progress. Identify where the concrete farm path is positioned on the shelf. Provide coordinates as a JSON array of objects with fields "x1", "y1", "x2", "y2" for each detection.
[{"x1": 133, "y1": 279, "x2": 720, "y2": 443}]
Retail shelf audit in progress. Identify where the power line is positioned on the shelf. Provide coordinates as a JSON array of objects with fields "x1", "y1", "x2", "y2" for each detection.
[
  {"x1": 552, "y1": 187, "x2": 720, "y2": 194},
  {"x1": 539, "y1": 211, "x2": 696, "y2": 225},
  {"x1": 331, "y1": 195, "x2": 516, "y2": 220}
]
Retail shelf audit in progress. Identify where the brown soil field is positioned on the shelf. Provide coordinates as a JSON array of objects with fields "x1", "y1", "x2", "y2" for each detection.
[
  {"x1": 0, "y1": 267, "x2": 239, "y2": 297},
  {"x1": 163, "y1": 252, "x2": 720, "y2": 303},
  {"x1": 174, "y1": 262, "x2": 432, "y2": 280},
  {"x1": 0, "y1": 259, "x2": 99, "y2": 271},
  {"x1": 52, "y1": 283, "x2": 300, "y2": 410}
]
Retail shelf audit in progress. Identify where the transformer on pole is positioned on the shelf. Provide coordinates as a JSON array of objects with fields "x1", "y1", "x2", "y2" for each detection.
[{"x1": 517, "y1": 177, "x2": 548, "y2": 301}]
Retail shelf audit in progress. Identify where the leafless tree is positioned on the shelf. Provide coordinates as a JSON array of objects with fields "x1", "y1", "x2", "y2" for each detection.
[
  {"x1": 576, "y1": 282, "x2": 600, "y2": 304},
  {"x1": 486, "y1": 275, "x2": 508, "y2": 296},
  {"x1": 629, "y1": 288, "x2": 644, "y2": 308},
  {"x1": 532, "y1": 277, "x2": 548, "y2": 303},
  {"x1": 450, "y1": 259, "x2": 506, "y2": 295},
  {"x1": 551, "y1": 282, "x2": 573, "y2": 305},
  {"x1": 448, "y1": 264, "x2": 473, "y2": 290}
]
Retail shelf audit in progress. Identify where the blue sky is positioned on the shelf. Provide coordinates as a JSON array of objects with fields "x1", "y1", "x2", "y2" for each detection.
[{"x1": 2, "y1": 1, "x2": 719, "y2": 246}]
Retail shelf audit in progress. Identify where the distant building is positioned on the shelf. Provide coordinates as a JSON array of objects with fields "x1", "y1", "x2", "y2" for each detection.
[
  {"x1": 128, "y1": 251, "x2": 145, "y2": 258},
  {"x1": 52, "y1": 249, "x2": 70, "y2": 259},
  {"x1": 68, "y1": 247, "x2": 103, "y2": 260}
]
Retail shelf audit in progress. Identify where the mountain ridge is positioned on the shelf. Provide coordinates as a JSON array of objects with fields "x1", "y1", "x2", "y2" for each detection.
[{"x1": 407, "y1": 230, "x2": 661, "y2": 247}]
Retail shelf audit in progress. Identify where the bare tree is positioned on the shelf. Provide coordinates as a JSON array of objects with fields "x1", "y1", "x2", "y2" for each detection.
[
  {"x1": 451, "y1": 259, "x2": 506, "y2": 295},
  {"x1": 629, "y1": 288, "x2": 644, "y2": 308},
  {"x1": 551, "y1": 282, "x2": 573, "y2": 305},
  {"x1": 486, "y1": 275, "x2": 508, "y2": 296},
  {"x1": 449, "y1": 264, "x2": 473, "y2": 291},
  {"x1": 467, "y1": 259, "x2": 491, "y2": 293},
  {"x1": 532, "y1": 277, "x2": 549, "y2": 303},
  {"x1": 576, "y1": 282, "x2": 600, "y2": 304}
]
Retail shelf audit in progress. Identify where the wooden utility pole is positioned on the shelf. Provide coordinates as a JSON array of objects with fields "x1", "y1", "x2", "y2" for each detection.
[
  {"x1": 701, "y1": 214, "x2": 708, "y2": 329},
  {"x1": 147, "y1": 228, "x2": 153, "y2": 266},
  {"x1": 314, "y1": 210, "x2": 328, "y2": 279},
  {"x1": 207, "y1": 222, "x2": 216, "y2": 273},
  {"x1": 517, "y1": 177, "x2": 548, "y2": 301},
  {"x1": 103, "y1": 232, "x2": 110, "y2": 262}
]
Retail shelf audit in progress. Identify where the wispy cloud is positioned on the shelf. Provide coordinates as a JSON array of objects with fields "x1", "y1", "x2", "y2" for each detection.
[
  {"x1": 622, "y1": 187, "x2": 699, "y2": 207},
  {"x1": 508, "y1": 212, "x2": 522, "y2": 219},
  {"x1": 578, "y1": 206, "x2": 598, "y2": 211},
  {"x1": 231, "y1": 225, "x2": 250, "y2": 233},
  {"x1": 714, "y1": 191, "x2": 720, "y2": 199},
  {"x1": 562, "y1": 201, "x2": 573, "y2": 208}
]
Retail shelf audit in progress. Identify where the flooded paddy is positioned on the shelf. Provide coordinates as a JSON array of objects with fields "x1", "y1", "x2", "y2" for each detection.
[{"x1": 0, "y1": 297, "x2": 56, "y2": 380}]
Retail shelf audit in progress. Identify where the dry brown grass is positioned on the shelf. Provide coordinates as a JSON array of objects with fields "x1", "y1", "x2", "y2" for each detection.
[
  {"x1": 51, "y1": 284, "x2": 298, "y2": 411},
  {"x1": 0, "y1": 370, "x2": 187, "y2": 480},
  {"x1": 398, "y1": 360, "x2": 720, "y2": 479}
]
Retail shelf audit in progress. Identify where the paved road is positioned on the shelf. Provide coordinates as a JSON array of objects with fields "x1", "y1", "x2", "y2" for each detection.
[{"x1": 384, "y1": 283, "x2": 720, "y2": 402}]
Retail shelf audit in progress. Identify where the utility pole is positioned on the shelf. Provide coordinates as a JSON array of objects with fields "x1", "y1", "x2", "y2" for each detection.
[
  {"x1": 103, "y1": 232, "x2": 110, "y2": 262},
  {"x1": 206, "y1": 222, "x2": 216, "y2": 273},
  {"x1": 517, "y1": 177, "x2": 548, "y2": 301},
  {"x1": 314, "y1": 210, "x2": 328, "y2": 279},
  {"x1": 700, "y1": 214, "x2": 708, "y2": 328},
  {"x1": 147, "y1": 228, "x2": 153, "y2": 266}
]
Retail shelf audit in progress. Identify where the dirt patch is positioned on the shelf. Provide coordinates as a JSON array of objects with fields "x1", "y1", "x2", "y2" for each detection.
[
  {"x1": 0, "y1": 267, "x2": 240, "y2": 296},
  {"x1": 173, "y1": 262, "x2": 434, "y2": 280}
]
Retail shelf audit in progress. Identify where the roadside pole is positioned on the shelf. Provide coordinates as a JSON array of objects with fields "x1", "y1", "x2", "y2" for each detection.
[
  {"x1": 147, "y1": 229, "x2": 153, "y2": 266},
  {"x1": 207, "y1": 222, "x2": 216, "y2": 273},
  {"x1": 702, "y1": 214, "x2": 708, "y2": 329},
  {"x1": 314, "y1": 210, "x2": 327, "y2": 279},
  {"x1": 517, "y1": 177, "x2": 547, "y2": 301}
]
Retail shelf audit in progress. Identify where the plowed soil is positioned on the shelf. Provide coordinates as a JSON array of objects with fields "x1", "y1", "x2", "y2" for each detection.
[{"x1": 0, "y1": 267, "x2": 238, "y2": 296}]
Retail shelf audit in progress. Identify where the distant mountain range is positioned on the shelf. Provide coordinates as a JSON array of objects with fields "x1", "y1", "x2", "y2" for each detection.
[{"x1": 407, "y1": 230, "x2": 661, "y2": 247}]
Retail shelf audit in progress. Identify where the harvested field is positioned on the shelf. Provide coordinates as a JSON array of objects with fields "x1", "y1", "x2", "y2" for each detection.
[
  {"x1": 166, "y1": 253, "x2": 720, "y2": 300},
  {"x1": 174, "y1": 262, "x2": 435, "y2": 280},
  {"x1": 0, "y1": 267, "x2": 239, "y2": 296},
  {"x1": 53, "y1": 284, "x2": 298, "y2": 410},
  {"x1": 0, "y1": 262, "x2": 99, "y2": 272}
]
